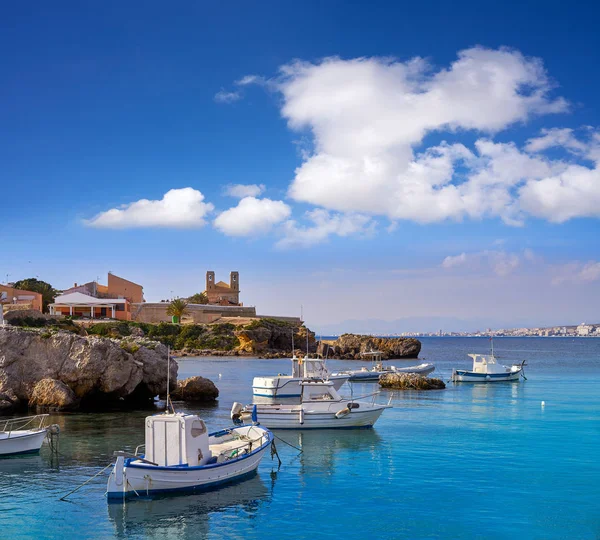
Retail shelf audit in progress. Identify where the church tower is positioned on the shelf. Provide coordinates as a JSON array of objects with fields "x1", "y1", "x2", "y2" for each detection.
[
  {"x1": 206, "y1": 271, "x2": 215, "y2": 294},
  {"x1": 230, "y1": 271, "x2": 239, "y2": 292}
]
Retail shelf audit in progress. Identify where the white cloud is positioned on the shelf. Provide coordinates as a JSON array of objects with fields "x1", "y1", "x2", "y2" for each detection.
[
  {"x1": 579, "y1": 261, "x2": 600, "y2": 282},
  {"x1": 442, "y1": 250, "x2": 524, "y2": 276},
  {"x1": 269, "y1": 47, "x2": 568, "y2": 223},
  {"x1": 553, "y1": 260, "x2": 600, "y2": 284},
  {"x1": 525, "y1": 128, "x2": 587, "y2": 154},
  {"x1": 224, "y1": 183, "x2": 266, "y2": 198},
  {"x1": 233, "y1": 47, "x2": 600, "y2": 227},
  {"x1": 85, "y1": 188, "x2": 214, "y2": 229},
  {"x1": 214, "y1": 89, "x2": 242, "y2": 104},
  {"x1": 276, "y1": 209, "x2": 375, "y2": 249},
  {"x1": 442, "y1": 253, "x2": 468, "y2": 268},
  {"x1": 214, "y1": 197, "x2": 291, "y2": 236},
  {"x1": 518, "y1": 162, "x2": 600, "y2": 222}
]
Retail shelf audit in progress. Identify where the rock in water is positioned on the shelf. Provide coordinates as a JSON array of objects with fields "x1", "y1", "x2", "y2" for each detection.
[
  {"x1": 171, "y1": 376, "x2": 219, "y2": 402},
  {"x1": 29, "y1": 378, "x2": 78, "y2": 411},
  {"x1": 0, "y1": 326, "x2": 177, "y2": 410},
  {"x1": 318, "y1": 334, "x2": 421, "y2": 359},
  {"x1": 379, "y1": 373, "x2": 446, "y2": 390}
]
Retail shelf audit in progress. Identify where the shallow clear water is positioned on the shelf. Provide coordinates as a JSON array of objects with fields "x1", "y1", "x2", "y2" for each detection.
[{"x1": 1, "y1": 337, "x2": 599, "y2": 539}]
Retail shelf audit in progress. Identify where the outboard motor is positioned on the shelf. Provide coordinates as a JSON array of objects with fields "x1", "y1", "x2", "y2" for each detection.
[{"x1": 230, "y1": 402, "x2": 244, "y2": 425}]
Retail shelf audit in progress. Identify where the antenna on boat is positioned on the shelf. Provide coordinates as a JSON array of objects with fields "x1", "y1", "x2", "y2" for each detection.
[
  {"x1": 166, "y1": 345, "x2": 174, "y2": 413},
  {"x1": 490, "y1": 336, "x2": 495, "y2": 357}
]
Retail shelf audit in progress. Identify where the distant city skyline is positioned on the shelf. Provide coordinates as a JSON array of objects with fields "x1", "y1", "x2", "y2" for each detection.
[{"x1": 2, "y1": 1, "x2": 599, "y2": 332}]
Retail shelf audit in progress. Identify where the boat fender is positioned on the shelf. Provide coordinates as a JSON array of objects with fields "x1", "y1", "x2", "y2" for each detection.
[
  {"x1": 485, "y1": 375, "x2": 491, "y2": 381},
  {"x1": 335, "y1": 408, "x2": 351, "y2": 419},
  {"x1": 299, "y1": 409, "x2": 304, "y2": 425},
  {"x1": 231, "y1": 402, "x2": 244, "y2": 425}
]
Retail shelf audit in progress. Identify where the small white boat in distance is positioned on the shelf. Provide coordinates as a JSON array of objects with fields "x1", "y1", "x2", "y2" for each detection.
[
  {"x1": 107, "y1": 413, "x2": 272, "y2": 500},
  {"x1": 234, "y1": 380, "x2": 390, "y2": 429},
  {"x1": 452, "y1": 354, "x2": 526, "y2": 382},
  {"x1": 332, "y1": 351, "x2": 435, "y2": 382},
  {"x1": 0, "y1": 415, "x2": 49, "y2": 457},
  {"x1": 252, "y1": 355, "x2": 349, "y2": 397}
]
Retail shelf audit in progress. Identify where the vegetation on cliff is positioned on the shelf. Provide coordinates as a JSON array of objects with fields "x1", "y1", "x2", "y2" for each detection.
[{"x1": 6, "y1": 315, "x2": 311, "y2": 356}]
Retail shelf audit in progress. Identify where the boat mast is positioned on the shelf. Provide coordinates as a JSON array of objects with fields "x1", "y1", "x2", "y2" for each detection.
[{"x1": 166, "y1": 345, "x2": 173, "y2": 413}]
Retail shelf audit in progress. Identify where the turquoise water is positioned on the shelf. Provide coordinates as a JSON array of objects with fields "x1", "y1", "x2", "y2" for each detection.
[{"x1": 1, "y1": 337, "x2": 599, "y2": 539}]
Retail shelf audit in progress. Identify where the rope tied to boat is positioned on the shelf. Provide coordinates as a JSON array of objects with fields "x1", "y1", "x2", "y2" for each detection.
[{"x1": 59, "y1": 462, "x2": 114, "y2": 501}]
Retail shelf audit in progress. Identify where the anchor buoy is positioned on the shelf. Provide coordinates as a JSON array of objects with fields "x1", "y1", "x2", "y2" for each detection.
[{"x1": 335, "y1": 407, "x2": 351, "y2": 419}]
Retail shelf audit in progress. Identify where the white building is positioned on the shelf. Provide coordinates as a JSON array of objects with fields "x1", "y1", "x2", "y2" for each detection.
[{"x1": 576, "y1": 323, "x2": 593, "y2": 336}]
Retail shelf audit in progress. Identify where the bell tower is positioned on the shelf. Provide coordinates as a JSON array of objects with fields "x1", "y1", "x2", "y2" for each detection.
[
  {"x1": 230, "y1": 271, "x2": 239, "y2": 292},
  {"x1": 206, "y1": 271, "x2": 215, "y2": 292}
]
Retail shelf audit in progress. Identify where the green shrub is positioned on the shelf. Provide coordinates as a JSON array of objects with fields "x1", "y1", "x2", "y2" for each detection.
[{"x1": 120, "y1": 341, "x2": 140, "y2": 354}]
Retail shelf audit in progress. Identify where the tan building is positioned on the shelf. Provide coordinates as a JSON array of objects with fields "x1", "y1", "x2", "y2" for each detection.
[
  {"x1": 62, "y1": 272, "x2": 144, "y2": 303},
  {"x1": 0, "y1": 284, "x2": 43, "y2": 313},
  {"x1": 206, "y1": 271, "x2": 240, "y2": 305}
]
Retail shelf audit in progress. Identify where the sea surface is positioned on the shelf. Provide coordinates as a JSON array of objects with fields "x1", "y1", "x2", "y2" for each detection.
[{"x1": 1, "y1": 337, "x2": 599, "y2": 539}]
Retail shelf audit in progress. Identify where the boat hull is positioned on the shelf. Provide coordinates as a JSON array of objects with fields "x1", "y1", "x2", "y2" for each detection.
[
  {"x1": 252, "y1": 375, "x2": 348, "y2": 397},
  {"x1": 0, "y1": 429, "x2": 47, "y2": 456},
  {"x1": 107, "y1": 427, "x2": 272, "y2": 500},
  {"x1": 452, "y1": 369, "x2": 522, "y2": 382},
  {"x1": 342, "y1": 363, "x2": 436, "y2": 382},
  {"x1": 244, "y1": 405, "x2": 387, "y2": 429}
]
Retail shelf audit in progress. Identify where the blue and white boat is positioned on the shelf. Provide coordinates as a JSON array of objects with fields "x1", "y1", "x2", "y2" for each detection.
[
  {"x1": 451, "y1": 353, "x2": 525, "y2": 382},
  {"x1": 106, "y1": 413, "x2": 272, "y2": 500}
]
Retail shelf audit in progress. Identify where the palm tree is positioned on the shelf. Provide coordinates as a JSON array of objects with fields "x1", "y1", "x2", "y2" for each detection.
[{"x1": 166, "y1": 298, "x2": 188, "y2": 323}]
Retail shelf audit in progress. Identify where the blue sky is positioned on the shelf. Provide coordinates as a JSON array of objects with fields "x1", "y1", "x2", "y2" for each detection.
[{"x1": 2, "y1": 0, "x2": 600, "y2": 332}]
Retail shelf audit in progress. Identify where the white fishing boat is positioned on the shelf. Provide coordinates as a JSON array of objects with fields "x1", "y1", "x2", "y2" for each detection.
[
  {"x1": 451, "y1": 353, "x2": 526, "y2": 382},
  {"x1": 233, "y1": 380, "x2": 390, "y2": 429},
  {"x1": 106, "y1": 346, "x2": 273, "y2": 500},
  {"x1": 0, "y1": 415, "x2": 50, "y2": 456},
  {"x1": 252, "y1": 355, "x2": 349, "y2": 397},
  {"x1": 332, "y1": 351, "x2": 435, "y2": 382},
  {"x1": 106, "y1": 413, "x2": 273, "y2": 500}
]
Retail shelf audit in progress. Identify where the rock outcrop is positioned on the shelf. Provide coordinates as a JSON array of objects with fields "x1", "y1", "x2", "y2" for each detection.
[
  {"x1": 235, "y1": 320, "x2": 316, "y2": 355},
  {"x1": 379, "y1": 373, "x2": 446, "y2": 390},
  {"x1": 0, "y1": 326, "x2": 178, "y2": 412},
  {"x1": 29, "y1": 378, "x2": 79, "y2": 411},
  {"x1": 317, "y1": 334, "x2": 421, "y2": 359},
  {"x1": 171, "y1": 376, "x2": 219, "y2": 402}
]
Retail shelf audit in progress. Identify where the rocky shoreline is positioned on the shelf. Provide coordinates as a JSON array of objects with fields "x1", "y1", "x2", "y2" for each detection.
[
  {"x1": 0, "y1": 326, "x2": 180, "y2": 413},
  {"x1": 0, "y1": 318, "x2": 423, "y2": 414}
]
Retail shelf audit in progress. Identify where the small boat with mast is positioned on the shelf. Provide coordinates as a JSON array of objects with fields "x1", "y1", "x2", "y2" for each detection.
[
  {"x1": 451, "y1": 340, "x2": 526, "y2": 382},
  {"x1": 106, "y1": 347, "x2": 273, "y2": 500}
]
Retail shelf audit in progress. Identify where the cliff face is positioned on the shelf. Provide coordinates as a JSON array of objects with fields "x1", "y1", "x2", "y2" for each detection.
[
  {"x1": 235, "y1": 320, "x2": 316, "y2": 354},
  {"x1": 317, "y1": 334, "x2": 421, "y2": 359},
  {"x1": 0, "y1": 326, "x2": 177, "y2": 412}
]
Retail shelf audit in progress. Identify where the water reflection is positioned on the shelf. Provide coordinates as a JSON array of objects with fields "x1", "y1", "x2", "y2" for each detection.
[
  {"x1": 108, "y1": 472, "x2": 271, "y2": 539},
  {"x1": 274, "y1": 429, "x2": 383, "y2": 479}
]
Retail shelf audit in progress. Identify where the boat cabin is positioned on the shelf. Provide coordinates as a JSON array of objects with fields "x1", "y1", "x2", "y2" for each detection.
[
  {"x1": 300, "y1": 381, "x2": 342, "y2": 402},
  {"x1": 467, "y1": 354, "x2": 510, "y2": 374},
  {"x1": 145, "y1": 413, "x2": 211, "y2": 467},
  {"x1": 291, "y1": 356, "x2": 330, "y2": 379}
]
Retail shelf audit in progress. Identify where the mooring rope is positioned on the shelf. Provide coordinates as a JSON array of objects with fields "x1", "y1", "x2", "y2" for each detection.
[{"x1": 59, "y1": 462, "x2": 113, "y2": 501}]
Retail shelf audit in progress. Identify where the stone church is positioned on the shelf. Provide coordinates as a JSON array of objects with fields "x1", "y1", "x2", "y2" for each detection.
[{"x1": 205, "y1": 271, "x2": 241, "y2": 305}]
